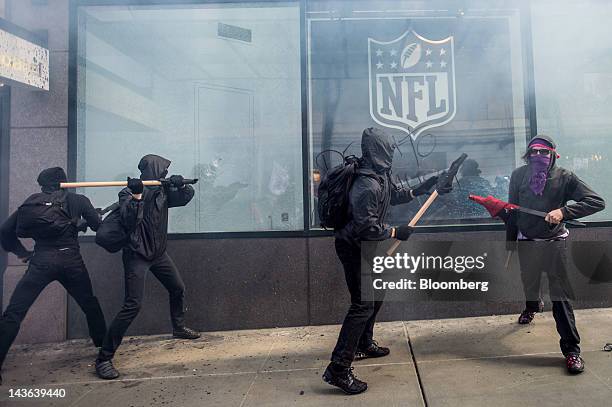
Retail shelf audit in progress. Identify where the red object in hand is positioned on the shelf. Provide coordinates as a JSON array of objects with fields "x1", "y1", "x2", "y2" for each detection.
[{"x1": 468, "y1": 195, "x2": 518, "y2": 218}]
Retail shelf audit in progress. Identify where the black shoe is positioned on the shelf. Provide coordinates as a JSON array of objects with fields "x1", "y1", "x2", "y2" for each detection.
[
  {"x1": 518, "y1": 300, "x2": 544, "y2": 324},
  {"x1": 518, "y1": 310, "x2": 536, "y2": 324},
  {"x1": 322, "y1": 363, "x2": 368, "y2": 395},
  {"x1": 95, "y1": 359, "x2": 119, "y2": 380},
  {"x1": 566, "y1": 353, "x2": 585, "y2": 374},
  {"x1": 355, "y1": 341, "x2": 390, "y2": 360},
  {"x1": 173, "y1": 327, "x2": 201, "y2": 340}
]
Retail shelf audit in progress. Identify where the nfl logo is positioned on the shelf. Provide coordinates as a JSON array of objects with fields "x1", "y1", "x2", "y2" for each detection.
[{"x1": 368, "y1": 31, "x2": 456, "y2": 140}]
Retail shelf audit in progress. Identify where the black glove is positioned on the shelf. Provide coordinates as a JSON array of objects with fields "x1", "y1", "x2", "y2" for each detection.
[
  {"x1": 395, "y1": 225, "x2": 414, "y2": 241},
  {"x1": 436, "y1": 171, "x2": 453, "y2": 195},
  {"x1": 75, "y1": 219, "x2": 88, "y2": 233},
  {"x1": 168, "y1": 175, "x2": 185, "y2": 188},
  {"x1": 412, "y1": 176, "x2": 438, "y2": 197},
  {"x1": 127, "y1": 177, "x2": 144, "y2": 194}
]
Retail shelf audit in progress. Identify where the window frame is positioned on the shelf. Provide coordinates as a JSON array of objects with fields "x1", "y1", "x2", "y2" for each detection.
[{"x1": 67, "y1": 0, "x2": 612, "y2": 239}]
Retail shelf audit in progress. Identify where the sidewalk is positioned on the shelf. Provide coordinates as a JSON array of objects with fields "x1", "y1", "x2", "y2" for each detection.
[{"x1": 1, "y1": 308, "x2": 611, "y2": 406}]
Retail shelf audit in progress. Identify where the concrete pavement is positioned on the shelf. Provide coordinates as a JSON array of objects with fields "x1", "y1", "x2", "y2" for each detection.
[{"x1": 1, "y1": 308, "x2": 611, "y2": 406}]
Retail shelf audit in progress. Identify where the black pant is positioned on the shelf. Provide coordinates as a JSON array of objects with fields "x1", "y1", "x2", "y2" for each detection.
[
  {"x1": 0, "y1": 248, "x2": 106, "y2": 369},
  {"x1": 331, "y1": 238, "x2": 384, "y2": 367},
  {"x1": 518, "y1": 240, "x2": 580, "y2": 355},
  {"x1": 98, "y1": 251, "x2": 186, "y2": 361}
]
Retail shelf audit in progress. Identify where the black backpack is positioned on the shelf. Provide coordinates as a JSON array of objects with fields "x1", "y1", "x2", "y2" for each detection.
[
  {"x1": 317, "y1": 155, "x2": 361, "y2": 230},
  {"x1": 16, "y1": 192, "x2": 74, "y2": 239},
  {"x1": 95, "y1": 202, "x2": 129, "y2": 253}
]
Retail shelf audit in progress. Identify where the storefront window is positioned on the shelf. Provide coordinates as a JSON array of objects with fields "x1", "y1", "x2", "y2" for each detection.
[
  {"x1": 307, "y1": 1, "x2": 530, "y2": 227},
  {"x1": 76, "y1": 2, "x2": 303, "y2": 233},
  {"x1": 532, "y1": 0, "x2": 612, "y2": 221},
  {"x1": 75, "y1": 0, "x2": 609, "y2": 233}
]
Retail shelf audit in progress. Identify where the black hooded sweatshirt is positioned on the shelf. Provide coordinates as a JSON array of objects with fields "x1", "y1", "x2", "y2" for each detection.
[
  {"x1": 120, "y1": 155, "x2": 194, "y2": 260},
  {"x1": 336, "y1": 128, "x2": 414, "y2": 245},
  {"x1": 506, "y1": 134, "x2": 605, "y2": 240}
]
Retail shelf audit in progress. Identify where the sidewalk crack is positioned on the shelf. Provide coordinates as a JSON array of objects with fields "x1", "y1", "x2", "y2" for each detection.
[
  {"x1": 238, "y1": 340, "x2": 275, "y2": 407},
  {"x1": 403, "y1": 321, "x2": 429, "y2": 407}
]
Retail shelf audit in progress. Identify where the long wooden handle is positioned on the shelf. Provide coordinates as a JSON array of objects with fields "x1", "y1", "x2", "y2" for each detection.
[
  {"x1": 386, "y1": 190, "x2": 439, "y2": 256},
  {"x1": 503, "y1": 250, "x2": 513, "y2": 272},
  {"x1": 60, "y1": 181, "x2": 162, "y2": 188}
]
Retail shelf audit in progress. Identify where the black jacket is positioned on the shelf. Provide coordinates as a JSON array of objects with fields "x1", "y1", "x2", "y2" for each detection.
[
  {"x1": 507, "y1": 164, "x2": 605, "y2": 240},
  {"x1": 0, "y1": 190, "x2": 101, "y2": 254},
  {"x1": 121, "y1": 155, "x2": 194, "y2": 260},
  {"x1": 336, "y1": 128, "x2": 413, "y2": 244}
]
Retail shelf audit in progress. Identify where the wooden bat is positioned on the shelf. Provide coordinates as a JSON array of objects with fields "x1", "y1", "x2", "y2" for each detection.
[
  {"x1": 60, "y1": 179, "x2": 198, "y2": 188},
  {"x1": 386, "y1": 191, "x2": 438, "y2": 255},
  {"x1": 503, "y1": 250, "x2": 513, "y2": 271},
  {"x1": 61, "y1": 181, "x2": 162, "y2": 188}
]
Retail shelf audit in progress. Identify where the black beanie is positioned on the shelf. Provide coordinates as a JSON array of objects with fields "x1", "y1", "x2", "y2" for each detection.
[{"x1": 37, "y1": 167, "x2": 67, "y2": 188}]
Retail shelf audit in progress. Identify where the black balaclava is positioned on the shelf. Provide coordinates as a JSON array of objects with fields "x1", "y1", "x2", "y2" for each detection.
[
  {"x1": 360, "y1": 127, "x2": 395, "y2": 175},
  {"x1": 138, "y1": 154, "x2": 171, "y2": 181},
  {"x1": 37, "y1": 167, "x2": 67, "y2": 193}
]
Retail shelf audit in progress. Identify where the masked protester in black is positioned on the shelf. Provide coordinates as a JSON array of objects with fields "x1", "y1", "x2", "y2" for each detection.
[
  {"x1": 506, "y1": 135, "x2": 605, "y2": 374},
  {"x1": 323, "y1": 128, "x2": 437, "y2": 395},
  {"x1": 0, "y1": 167, "x2": 106, "y2": 385},
  {"x1": 95, "y1": 155, "x2": 200, "y2": 380}
]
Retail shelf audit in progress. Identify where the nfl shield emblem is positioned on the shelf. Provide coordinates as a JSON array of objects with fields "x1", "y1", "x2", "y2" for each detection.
[{"x1": 368, "y1": 31, "x2": 456, "y2": 140}]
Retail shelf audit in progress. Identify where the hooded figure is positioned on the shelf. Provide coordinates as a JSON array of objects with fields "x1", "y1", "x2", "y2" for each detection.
[
  {"x1": 96, "y1": 154, "x2": 200, "y2": 381},
  {"x1": 506, "y1": 134, "x2": 605, "y2": 375},
  {"x1": 139, "y1": 154, "x2": 170, "y2": 181},
  {"x1": 121, "y1": 154, "x2": 193, "y2": 260},
  {"x1": 0, "y1": 167, "x2": 106, "y2": 384},
  {"x1": 336, "y1": 127, "x2": 434, "y2": 244},
  {"x1": 324, "y1": 128, "x2": 437, "y2": 395},
  {"x1": 360, "y1": 127, "x2": 394, "y2": 174}
]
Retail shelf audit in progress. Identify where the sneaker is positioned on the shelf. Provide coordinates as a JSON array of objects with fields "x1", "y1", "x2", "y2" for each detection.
[
  {"x1": 322, "y1": 363, "x2": 367, "y2": 395},
  {"x1": 355, "y1": 341, "x2": 390, "y2": 360},
  {"x1": 566, "y1": 353, "x2": 585, "y2": 374},
  {"x1": 95, "y1": 359, "x2": 119, "y2": 380},
  {"x1": 518, "y1": 310, "x2": 537, "y2": 324},
  {"x1": 172, "y1": 327, "x2": 201, "y2": 340},
  {"x1": 518, "y1": 301, "x2": 544, "y2": 324}
]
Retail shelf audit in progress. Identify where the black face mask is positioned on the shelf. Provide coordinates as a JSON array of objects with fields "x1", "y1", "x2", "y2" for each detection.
[
  {"x1": 138, "y1": 154, "x2": 171, "y2": 181},
  {"x1": 361, "y1": 128, "x2": 395, "y2": 175}
]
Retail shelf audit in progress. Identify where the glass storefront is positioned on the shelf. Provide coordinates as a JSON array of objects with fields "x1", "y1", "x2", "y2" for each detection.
[
  {"x1": 532, "y1": 0, "x2": 612, "y2": 221},
  {"x1": 74, "y1": 0, "x2": 612, "y2": 234},
  {"x1": 307, "y1": 1, "x2": 530, "y2": 227},
  {"x1": 76, "y1": 2, "x2": 303, "y2": 233}
]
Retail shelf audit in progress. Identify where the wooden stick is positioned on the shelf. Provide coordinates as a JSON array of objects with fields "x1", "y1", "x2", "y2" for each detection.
[
  {"x1": 503, "y1": 250, "x2": 513, "y2": 271},
  {"x1": 386, "y1": 190, "x2": 439, "y2": 255},
  {"x1": 60, "y1": 181, "x2": 162, "y2": 188}
]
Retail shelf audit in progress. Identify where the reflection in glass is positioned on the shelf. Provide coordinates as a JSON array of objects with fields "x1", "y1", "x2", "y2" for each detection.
[
  {"x1": 307, "y1": 1, "x2": 530, "y2": 227},
  {"x1": 76, "y1": 2, "x2": 303, "y2": 233}
]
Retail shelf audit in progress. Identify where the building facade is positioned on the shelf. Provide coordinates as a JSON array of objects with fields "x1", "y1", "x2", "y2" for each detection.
[{"x1": 2, "y1": 0, "x2": 612, "y2": 344}]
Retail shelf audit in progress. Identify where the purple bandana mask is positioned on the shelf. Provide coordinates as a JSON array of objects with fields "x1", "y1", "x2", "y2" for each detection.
[{"x1": 528, "y1": 154, "x2": 551, "y2": 195}]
